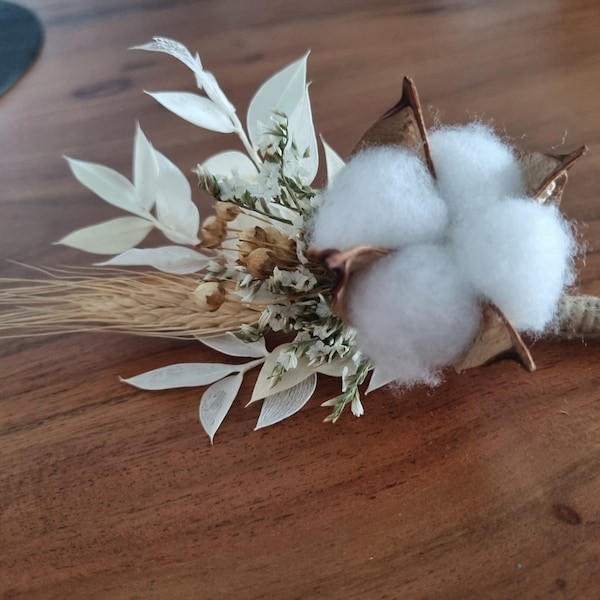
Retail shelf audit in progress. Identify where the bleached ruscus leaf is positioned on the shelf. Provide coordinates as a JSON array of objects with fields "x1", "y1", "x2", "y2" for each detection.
[
  {"x1": 121, "y1": 362, "x2": 241, "y2": 390},
  {"x1": 315, "y1": 357, "x2": 357, "y2": 378},
  {"x1": 255, "y1": 373, "x2": 317, "y2": 429},
  {"x1": 154, "y1": 151, "x2": 200, "y2": 245},
  {"x1": 320, "y1": 135, "x2": 346, "y2": 184},
  {"x1": 287, "y1": 84, "x2": 318, "y2": 184},
  {"x1": 201, "y1": 150, "x2": 258, "y2": 178},
  {"x1": 133, "y1": 123, "x2": 159, "y2": 211},
  {"x1": 366, "y1": 367, "x2": 395, "y2": 394},
  {"x1": 56, "y1": 216, "x2": 153, "y2": 255},
  {"x1": 200, "y1": 372, "x2": 244, "y2": 443},
  {"x1": 247, "y1": 53, "x2": 310, "y2": 150},
  {"x1": 249, "y1": 343, "x2": 314, "y2": 403},
  {"x1": 146, "y1": 91, "x2": 235, "y2": 133},
  {"x1": 65, "y1": 157, "x2": 144, "y2": 217},
  {"x1": 133, "y1": 37, "x2": 203, "y2": 73},
  {"x1": 200, "y1": 334, "x2": 268, "y2": 358},
  {"x1": 96, "y1": 246, "x2": 211, "y2": 274}
]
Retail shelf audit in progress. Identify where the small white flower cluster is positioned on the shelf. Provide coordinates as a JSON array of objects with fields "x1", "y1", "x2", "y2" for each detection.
[{"x1": 197, "y1": 103, "x2": 371, "y2": 419}]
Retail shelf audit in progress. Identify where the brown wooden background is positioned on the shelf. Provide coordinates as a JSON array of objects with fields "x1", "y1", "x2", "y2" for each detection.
[{"x1": 2, "y1": 1, "x2": 600, "y2": 598}]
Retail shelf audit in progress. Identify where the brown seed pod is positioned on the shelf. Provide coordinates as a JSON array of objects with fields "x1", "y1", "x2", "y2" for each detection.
[
  {"x1": 245, "y1": 247, "x2": 276, "y2": 279},
  {"x1": 214, "y1": 202, "x2": 241, "y2": 222},
  {"x1": 200, "y1": 215, "x2": 227, "y2": 248},
  {"x1": 192, "y1": 282, "x2": 226, "y2": 312},
  {"x1": 238, "y1": 226, "x2": 297, "y2": 270}
]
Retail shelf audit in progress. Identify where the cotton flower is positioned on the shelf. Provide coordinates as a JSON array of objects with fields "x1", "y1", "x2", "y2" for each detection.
[
  {"x1": 450, "y1": 197, "x2": 576, "y2": 332},
  {"x1": 310, "y1": 146, "x2": 448, "y2": 250},
  {"x1": 347, "y1": 244, "x2": 481, "y2": 386},
  {"x1": 429, "y1": 123, "x2": 525, "y2": 213},
  {"x1": 311, "y1": 123, "x2": 577, "y2": 389}
]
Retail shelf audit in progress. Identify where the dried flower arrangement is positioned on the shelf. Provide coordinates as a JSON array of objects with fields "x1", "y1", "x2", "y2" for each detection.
[{"x1": 1, "y1": 38, "x2": 598, "y2": 441}]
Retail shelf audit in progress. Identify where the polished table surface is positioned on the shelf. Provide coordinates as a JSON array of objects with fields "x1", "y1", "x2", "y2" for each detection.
[{"x1": 2, "y1": 1, "x2": 600, "y2": 598}]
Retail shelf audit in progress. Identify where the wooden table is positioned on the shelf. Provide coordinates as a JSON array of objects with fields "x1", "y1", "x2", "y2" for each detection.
[{"x1": 2, "y1": 1, "x2": 600, "y2": 598}]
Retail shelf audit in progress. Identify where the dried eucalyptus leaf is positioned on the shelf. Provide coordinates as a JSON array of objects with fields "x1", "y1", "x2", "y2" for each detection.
[{"x1": 454, "y1": 303, "x2": 535, "y2": 373}]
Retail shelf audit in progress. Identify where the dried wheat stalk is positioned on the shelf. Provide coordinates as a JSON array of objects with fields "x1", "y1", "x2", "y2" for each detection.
[{"x1": 0, "y1": 269, "x2": 262, "y2": 339}]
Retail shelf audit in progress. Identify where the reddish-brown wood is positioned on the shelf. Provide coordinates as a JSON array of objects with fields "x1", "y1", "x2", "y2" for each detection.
[{"x1": 2, "y1": 1, "x2": 600, "y2": 598}]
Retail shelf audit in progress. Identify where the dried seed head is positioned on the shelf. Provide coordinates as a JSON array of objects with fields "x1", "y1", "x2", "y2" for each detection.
[
  {"x1": 214, "y1": 202, "x2": 241, "y2": 222},
  {"x1": 238, "y1": 226, "x2": 297, "y2": 270},
  {"x1": 192, "y1": 281, "x2": 226, "y2": 312},
  {"x1": 245, "y1": 247, "x2": 276, "y2": 279},
  {"x1": 201, "y1": 215, "x2": 227, "y2": 248}
]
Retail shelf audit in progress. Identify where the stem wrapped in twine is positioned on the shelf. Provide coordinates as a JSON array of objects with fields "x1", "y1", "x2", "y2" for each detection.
[{"x1": 558, "y1": 294, "x2": 600, "y2": 338}]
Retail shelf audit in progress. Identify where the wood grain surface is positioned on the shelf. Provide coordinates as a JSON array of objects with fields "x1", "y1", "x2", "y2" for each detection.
[{"x1": 2, "y1": 1, "x2": 600, "y2": 598}]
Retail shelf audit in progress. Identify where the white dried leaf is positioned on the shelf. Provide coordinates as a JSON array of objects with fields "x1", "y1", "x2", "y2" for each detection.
[
  {"x1": 96, "y1": 246, "x2": 210, "y2": 274},
  {"x1": 134, "y1": 38, "x2": 235, "y2": 116},
  {"x1": 255, "y1": 373, "x2": 317, "y2": 430},
  {"x1": 65, "y1": 157, "x2": 145, "y2": 217},
  {"x1": 194, "y1": 69, "x2": 237, "y2": 117},
  {"x1": 147, "y1": 91, "x2": 235, "y2": 133},
  {"x1": 200, "y1": 334, "x2": 268, "y2": 358},
  {"x1": 249, "y1": 344, "x2": 314, "y2": 403},
  {"x1": 247, "y1": 53, "x2": 309, "y2": 149},
  {"x1": 320, "y1": 396, "x2": 340, "y2": 407},
  {"x1": 315, "y1": 357, "x2": 357, "y2": 378},
  {"x1": 133, "y1": 123, "x2": 159, "y2": 211},
  {"x1": 121, "y1": 362, "x2": 241, "y2": 390},
  {"x1": 202, "y1": 150, "x2": 258, "y2": 178},
  {"x1": 133, "y1": 37, "x2": 203, "y2": 73},
  {"x1": 320, "y1": 135, "x2": 346, "y2": 184},
  {"x1": 287, "y1": 84, "x2": 318, "y2": 184},
  {"x1": 154, "y1": 151, "x2": 200, "y2": 245},
  {"x1": 56, "y1": 216, "x2": 153, "y2": 255},
  {"x1": 366, "y1": 367, "x2": 395, "y2": 394},
  {"x1": 199, "y1": 372, "x2": 244, "y2": 443}
]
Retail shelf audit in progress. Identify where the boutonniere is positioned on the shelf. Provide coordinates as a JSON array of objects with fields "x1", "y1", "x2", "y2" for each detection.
[{"x1": 1, "y1": 39, "x2": 595, "y2": 441}]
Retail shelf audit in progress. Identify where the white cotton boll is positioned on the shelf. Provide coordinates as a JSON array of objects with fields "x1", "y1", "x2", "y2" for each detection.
[
  {"x1": 310, "y1": 146, "x2": 448, "y2": 250},
  {"x1": 429, "y1": 124, "x2": 525, "y2": 213},
  {"x1": 451, "y1": 198, "x2": 576, "y2": 333},
  {"x1": 348, "y1": 244, "x2": 481, "y2": 387}
]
